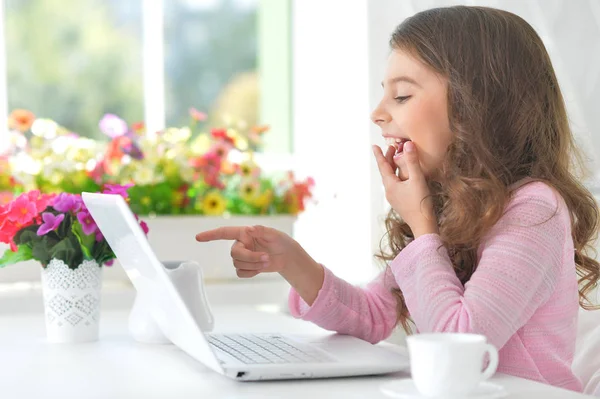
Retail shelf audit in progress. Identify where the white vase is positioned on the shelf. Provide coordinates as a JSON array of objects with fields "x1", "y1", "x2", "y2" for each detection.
[{"x1": 41, "y1": 258, "x2": 103, "y2": 343}]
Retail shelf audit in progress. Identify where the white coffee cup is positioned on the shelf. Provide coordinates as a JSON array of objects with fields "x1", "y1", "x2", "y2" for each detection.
[{"x1": 406, "y1": 333, "x2": 499, "y2": 398}]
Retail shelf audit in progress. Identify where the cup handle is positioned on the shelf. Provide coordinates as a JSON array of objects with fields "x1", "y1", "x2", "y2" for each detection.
[{"x1": 481, "y1": 343, "x2": 499, "y2": 381}]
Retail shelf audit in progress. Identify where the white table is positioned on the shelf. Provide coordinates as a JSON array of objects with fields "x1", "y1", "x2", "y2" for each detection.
[{"x1": 0, "y1": 306, "x2": 594, "y2": 399}]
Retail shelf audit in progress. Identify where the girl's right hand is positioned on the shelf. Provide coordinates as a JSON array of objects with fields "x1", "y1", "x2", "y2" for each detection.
[
  {"x1": 196, "y1": 225, "x2": 325, "y2": 305},
  {"x1": 195, "y1": 225, "x2": 299, "y2": 278}
]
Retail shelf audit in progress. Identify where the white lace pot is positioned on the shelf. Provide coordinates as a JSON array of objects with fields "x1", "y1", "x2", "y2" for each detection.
[{"x1": 41, "y1": 259, "x2": 103, "y2": 343}]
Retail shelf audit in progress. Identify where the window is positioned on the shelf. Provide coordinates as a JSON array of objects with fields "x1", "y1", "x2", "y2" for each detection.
[
  {"x1": 5, "y1": 0, "x2": 144, "y2": 140},
  {"x1": 0, "y1": 0, "x2": 292, "y2": 284},
  {"x1": 0, "y1": 0, "x2": 291, "y2": 147}
]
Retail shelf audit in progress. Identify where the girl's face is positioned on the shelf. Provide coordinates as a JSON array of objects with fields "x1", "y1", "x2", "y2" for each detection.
[{"x1": 371, "y1": 50, "x2": 452, "y2": 181}]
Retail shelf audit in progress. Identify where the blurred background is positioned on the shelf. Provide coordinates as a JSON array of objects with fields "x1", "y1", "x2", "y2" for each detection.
[{"x1": 1, "y1": 0, "x2": 599, "y2": 311}]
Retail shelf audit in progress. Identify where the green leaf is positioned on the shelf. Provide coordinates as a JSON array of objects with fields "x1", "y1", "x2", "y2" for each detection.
[
  {"x1": 0, "y1": 245, "x2": 33, "y2": 268},
  {"x1": 72, "y1": 221, "x2": 95, "y2": 260},
  {"x1": 14, "y1": 226, "x2": 41, "y2": 246},
  {"x1": 49, "y1": 235, "x2": 82, "y2": 269}
]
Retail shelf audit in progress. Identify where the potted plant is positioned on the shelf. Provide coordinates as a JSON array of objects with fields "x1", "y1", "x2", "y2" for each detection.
[
  {"x1": 0, "y1": 184, "x2": 148, "y2": 342},
  {"x1": 1, "y1": 109, "x2": 315, "y2": 282}
]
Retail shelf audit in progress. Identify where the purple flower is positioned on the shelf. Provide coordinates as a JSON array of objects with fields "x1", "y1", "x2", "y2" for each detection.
[
  {"x1": 53, "y1": 193, "x2": 82, "y2": 213},
  {"x1": 37, "y1": 213, "x2": 65, "y2": 236},
  {"x1": 105, "y1": 259, "x2": 114, "y2": 266},
  {"x1": 99, "y1": 114, "x2": 128, "y2": 138},
  {"x1": 121, "y1": 138, "x2": 144, "y2": 160},
  {"x1": 95, "y1": 230, "x2": 104, "y2": 242},
  {"x1": 103, "y1": 183, "x2": 134, "y2": 199},
  {"x1": 77, "y1": 211, "x2": 98, "y2": 235}
]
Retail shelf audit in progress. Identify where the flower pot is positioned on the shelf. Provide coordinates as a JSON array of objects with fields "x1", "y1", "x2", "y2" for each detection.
[
  {"x1": 143, "y1": 215, "x2": 295, "y2": 282},
  {"x1": 41, "y1": 258, "x2": 103, "y2": 343}
]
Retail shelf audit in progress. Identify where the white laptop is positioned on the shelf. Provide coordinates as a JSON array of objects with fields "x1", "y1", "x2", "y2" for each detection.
[{"x1": 82, "y1": 192, "x2": 408, "y2": 381}]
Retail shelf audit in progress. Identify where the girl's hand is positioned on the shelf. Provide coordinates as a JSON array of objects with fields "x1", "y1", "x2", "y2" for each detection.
[
  {"x1": 195, "y1": 225, "x2": 296, "y2": 278},
  {"x1": 372, "y1": 142, "x2": 438, "y2": 238},
  {"x1": 196, "y1": 225, "x2": 325, "y2": 304}
]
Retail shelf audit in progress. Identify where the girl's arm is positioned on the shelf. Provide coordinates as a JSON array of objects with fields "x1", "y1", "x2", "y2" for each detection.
[
  {"x1": 287, "y1": 265, "x2": 400, "y2": 344},
  {"x1": 391, "y1": 185, "x2": 572, "y2": 351}
]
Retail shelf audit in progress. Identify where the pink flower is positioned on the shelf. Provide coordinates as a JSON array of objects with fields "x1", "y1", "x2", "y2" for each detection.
[
  {"x1": 209, "y1": 141, "x2": 233, "y2": 158},
  {"x1": 7, "y1": 194, "x2": 37, "y2": 225},
  {"x1": 105, "y1": 259, "x2": 114, "y2": 267},
  {"x1": 189, "y1": 108, "x2": 208, "y2": 122},
  {"x1": 37, "y1": 213, "x2": 64, "y2": 236},
  {"x1": 53, "y1": 193, "x2": 82, "y2": 213},
  {"x1": 99, "y1": 114, "x2": 128, "y2": 138},
  {"x1": 77, "y1": 211, "x2": 98, "y2": 235},
  {"x1": 103, "y1": 183, "x2": 134, "y2": 199},
  {"x1": 95, "y1": 231, "x2": 104, "y2": 242}
]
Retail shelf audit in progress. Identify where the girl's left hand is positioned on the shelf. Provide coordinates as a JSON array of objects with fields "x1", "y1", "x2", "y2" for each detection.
[{"x1": 372, "y1": 141, "x2": 439, "y2": 238}]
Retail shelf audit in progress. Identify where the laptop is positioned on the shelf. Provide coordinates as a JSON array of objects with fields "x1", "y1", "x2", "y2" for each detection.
[{"x1": 82, "y1": 192, "x2": 409, "y2": 381}]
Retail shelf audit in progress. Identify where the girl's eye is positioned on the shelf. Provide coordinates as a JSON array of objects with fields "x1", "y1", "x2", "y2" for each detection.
[{"x1": 394, "y1": 95, "x2": 411, "y2": 104}]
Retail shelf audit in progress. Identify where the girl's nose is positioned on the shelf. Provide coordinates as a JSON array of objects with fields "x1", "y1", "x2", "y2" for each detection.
[{"x1": 371, "y1": 105, "x2": 391, "y2": 125}]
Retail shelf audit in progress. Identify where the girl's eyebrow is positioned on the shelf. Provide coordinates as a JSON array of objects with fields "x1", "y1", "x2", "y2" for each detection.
[{"x1": 381, "y1": 76, "x2": 421, "y2": 88}]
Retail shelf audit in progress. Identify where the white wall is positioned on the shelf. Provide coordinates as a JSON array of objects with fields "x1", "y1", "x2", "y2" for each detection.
[{"x1": 291, "y1": 0, "x2": 378, "y2": 284}]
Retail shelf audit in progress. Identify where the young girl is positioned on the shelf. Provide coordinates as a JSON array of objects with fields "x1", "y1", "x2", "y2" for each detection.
[{"x1": 195, "y1": 5, "x2": 600, "y2": 392}]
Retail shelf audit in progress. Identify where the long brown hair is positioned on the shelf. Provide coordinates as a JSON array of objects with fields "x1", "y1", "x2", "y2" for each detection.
[{"x1": 377, "y1": 6, "x2": 600, "y2": 333}]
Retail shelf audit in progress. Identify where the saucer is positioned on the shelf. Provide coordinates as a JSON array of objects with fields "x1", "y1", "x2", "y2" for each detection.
[{"x1": 380, "y1": 378, "x2": 508, "y2": 399}]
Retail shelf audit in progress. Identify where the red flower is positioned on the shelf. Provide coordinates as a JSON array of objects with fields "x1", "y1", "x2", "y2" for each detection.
[
  {"x1": 131, "y1": 121, "x2": 145, "y2": 133},
  {"x1": 211, "y1": 128, "x2": 235, "y2": 146}
]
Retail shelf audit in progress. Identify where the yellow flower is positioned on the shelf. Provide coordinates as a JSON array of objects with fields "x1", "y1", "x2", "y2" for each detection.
[
  {"x1": 202, "y1": 191, "x2": 226, "y2": 216},
  {"x1": 133, "y1": 166, "x2": 156, "y2": 185},
  {"x1": 239, "y1": 160, "x2": 259, "y2": 178},
  {"x1": 239, "y1": 180, "x2": 260, "y2": 202},
  {"x1": 252, "y1": 189, "x2": 273, "y2": 211}
]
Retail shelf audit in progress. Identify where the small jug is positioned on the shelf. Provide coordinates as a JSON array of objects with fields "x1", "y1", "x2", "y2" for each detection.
[{"x1": 128, "y1": 260, "x2": 214, "y2": 344}]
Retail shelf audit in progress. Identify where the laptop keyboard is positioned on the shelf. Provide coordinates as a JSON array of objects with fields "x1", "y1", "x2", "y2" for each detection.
[{"x1": 206, "y1": 333, "x2": 335, "y2": 364}]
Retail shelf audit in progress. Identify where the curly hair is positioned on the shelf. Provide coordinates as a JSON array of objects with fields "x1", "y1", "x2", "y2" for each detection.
[{"x1": 377, "y1": 6, "x2": 600, "y2": 333}]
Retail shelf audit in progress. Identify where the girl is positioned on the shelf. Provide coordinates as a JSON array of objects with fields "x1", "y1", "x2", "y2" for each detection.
[{"x1": 195, "y1": 6, "x2": 600, "y2": 392}]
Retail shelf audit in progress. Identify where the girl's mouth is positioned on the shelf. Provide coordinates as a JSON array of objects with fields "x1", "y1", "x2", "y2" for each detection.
[{"x1": 385, "y1": 137, "x2": 411, "y2": 156}]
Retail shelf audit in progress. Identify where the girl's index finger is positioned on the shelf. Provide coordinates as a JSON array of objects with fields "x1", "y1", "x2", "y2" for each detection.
[{"x1": 195, "y1": 226, "x2": 246, "y2": 242}]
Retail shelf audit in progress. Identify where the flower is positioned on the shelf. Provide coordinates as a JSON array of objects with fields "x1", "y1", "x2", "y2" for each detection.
[
  {"x1": 209, "y1": 141, "x2": 232, "y2": 159},
  {"x1": 251, "y1": 125, "x2": 270, "y2": 135},
  {"x1": 202, "y1": 191, "x2": 226, "y2": 216},
  {"x1": 211, "y1": 128, "x2": 235, "y2": 146},
  {"x1": 104, "y1": 183, "x2": 134, "y2": 199},
  {"x1": 189, "y1": 108, "x2": 207, "y2": 122},
  {"x1": 1, "y1": 186, "x2": 147, "y2": 270},
  {"x1": 77, "y1": 211, "x2": 98, "y2": 235},
  {"x1": 131, "y1": 122, "x2": 145, "y2": 134},
  {"x1": 8, "y1": 109, "x2": 35, "y2": 132},
  {"x1": 239, "y1": 179, "x2": 260, "y2": 202},
  {"x1": 31, "y1": 119, "x2": 59, "y2": 139},
  {"x1": 7, "y1": 193, "x2": 37, "y2": 225},
  {"x1": 0, "y1": 192, "x2": 13, "y2": 206},
  {"x1": 53, "y1": 193, "x2": 82, "y2": 213},
  {"x1": 99, "y1": 114, "x2": 128, "y2": 138},
  {"x1": 37, "y1": 212, "x2": 65, "y2": 236},
  {"x1": 239, "y1": 160, "x2": 260, "y2": 178}
]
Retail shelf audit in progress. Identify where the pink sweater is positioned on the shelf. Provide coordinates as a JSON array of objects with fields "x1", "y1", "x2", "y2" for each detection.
[{"x1": 289, "y1": 182, "x2": 582, "y2": 391}]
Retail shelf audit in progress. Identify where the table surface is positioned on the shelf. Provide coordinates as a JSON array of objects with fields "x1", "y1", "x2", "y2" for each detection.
[{"x1": 0, "y1": 306, "x2": 594, "y2": 399}]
